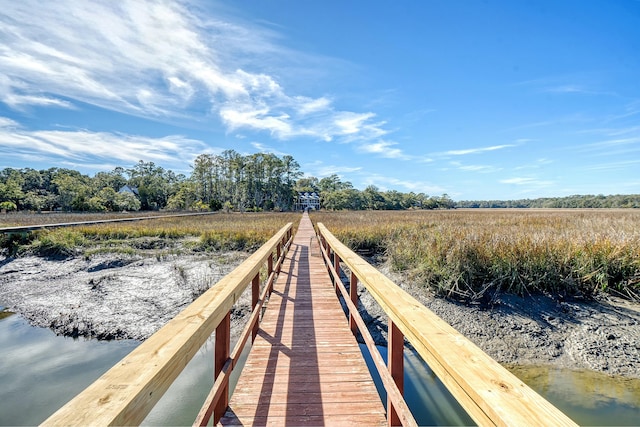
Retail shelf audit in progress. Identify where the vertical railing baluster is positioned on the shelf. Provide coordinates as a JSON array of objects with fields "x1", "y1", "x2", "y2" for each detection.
[
  {"x1": 214, "y1": 312, "x2": 231, "y2": 424},
  {"x1": 251, "y1": 273, "x2": 260, "y2": 341},
  {"x1": 276, "y1": 239, "x2": 282, "y2": 272},
  {"x1": 388, "y1": 319, "x2": 404, "y2": 427},
  {"x1": 333, "y1": 253, "x2": 341, "y2": 295},
  {"x1": 267, "y1": 253, "x2": 274, "y2": 293},
  {"x1": 349, "y1": 272, "x2": 358, "y2": 335}
]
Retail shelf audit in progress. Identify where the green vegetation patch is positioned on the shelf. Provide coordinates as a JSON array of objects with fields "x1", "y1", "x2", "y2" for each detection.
[{"x1": 29, "y1": 229, "x2": 86, "y2": 258}]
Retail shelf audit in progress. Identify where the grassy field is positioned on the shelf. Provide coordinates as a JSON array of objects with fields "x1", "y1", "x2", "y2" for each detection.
[
  {"x1": 311, "y1": 209, "x2": 640, "y2": 302},
  {"x1": 1, "y1": 212, "x2": 300, "y2": 257}
]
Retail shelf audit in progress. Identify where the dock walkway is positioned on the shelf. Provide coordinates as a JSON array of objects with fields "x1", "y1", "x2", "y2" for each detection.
[{"x1": 219, "y1": 213, "x2": 386, "y2": 426}]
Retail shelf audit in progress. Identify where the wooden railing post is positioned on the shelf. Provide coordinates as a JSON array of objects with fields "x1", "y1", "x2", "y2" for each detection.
[
  {"x1": 333, "y1": 253, "x2": 341, "y2": 295},
  {"x1": 388, "y1": 319, "x2": 404, "y2": 427},
  {"x1": 267, "y1": 253, "x2": 274, "y2": 293},
  {"x1": 251, "y1": 273, "x2": 260, "y2": 342},
  {"x1": 214, "y1": 312, "x2": 231, "y2": 424},
  {"x1": 349, "y1": 272, "x2": 358, "y2": 335},
  {"x1": 276, "y1": 240, "x2": 282, "y2": 272}
]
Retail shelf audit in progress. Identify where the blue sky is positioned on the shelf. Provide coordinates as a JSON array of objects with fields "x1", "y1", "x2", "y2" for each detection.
[{"x1": 1, "y1": 1, "x2": 639, "y2": 200}]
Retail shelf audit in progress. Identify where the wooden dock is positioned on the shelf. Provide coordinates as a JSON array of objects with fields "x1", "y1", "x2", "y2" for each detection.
[
  {"x1": 219, "y1": 213, "x2": 386, "y2": 426},
  {"x1": 42, "y1": 213, "x2": 578, "y2": 427}
]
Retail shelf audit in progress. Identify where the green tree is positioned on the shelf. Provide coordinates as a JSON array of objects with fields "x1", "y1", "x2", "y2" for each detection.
[
  {"x1": 113, "y1": 192, "x2": 141, "y2": 211},
  {"x1": 0, "y1": 169, "x2": 25, "y2": 208},
  {"x1": 52, "y1": 172, "x2": 91, "y2": 211},
  {"x1": 362, "y1": 185, "x2": 386, "y2": 210},
  {"x1": 127, "y1": 161, "x2": 173, "y2": 210},
  {"x1": 0, "y1": 201, "x2": 17, "y2": 211}
]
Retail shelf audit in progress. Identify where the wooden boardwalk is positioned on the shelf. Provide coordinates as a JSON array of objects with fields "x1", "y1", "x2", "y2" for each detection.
[{"x1": 219, "y1": 213, "x2": 386, "y2": 426}]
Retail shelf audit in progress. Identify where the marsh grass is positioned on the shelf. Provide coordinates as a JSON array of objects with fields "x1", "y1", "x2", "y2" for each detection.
[
  {"x1": 0, "y1": 211, "x2": 168, "y2": 228},
  {"x1": 311, "y1": 210, "x2": 640, "y2": 301},
  {"x1": 4, "y1": 212, "x2": 300, "y2": 257}
]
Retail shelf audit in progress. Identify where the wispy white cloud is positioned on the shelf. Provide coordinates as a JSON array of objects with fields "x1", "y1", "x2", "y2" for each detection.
[
  {"x1": 0, "y1": 117, "x2": 209, "y2": 171},
  {"x1": 581, "y1": 159, "x2": 640, "y2": 172},
  {"x1": 514, "y1": 158, "x2": 554, "y2": 170},
  {"x1": 544, "y1": 84, "x2": 586, "y2": 94},
  {"x1": 0, "y1": 0, "x2": 390, "y2": 146},
  {"x1": 575, "y1": 137, "x2": 640, "y2": 158},
  {"x1": 297, "y1": 97, "x2": 332, "y2": 115},
  {"x1": 0, "y1": 117, "x2": 19, "y2": 128},
  {"x1": 362, "y1": 173, "x2": 445, "y2": 194},
  {"x1": 438, "y1": 144, "x2": 515, "y2": 156},
  {"x1": 458, "y1": 164, "x2": 502, "y2": 173},
  {"x1": 500, "y1": 177, "x2": 554, "y2": 187},
  {"x1": 578, "y1": 126, "x2": 640, "y2": 137},
  {"x1": 250, "y1": 141, "x2": 289, "y2": 156},
  {"x1": 543, "y1": 84, "x2": 617, "y2": 97},
  {"x1": 358, "y1": 140, "x2": 410, "y2": 160},
  {"x1": 304, "y1": 161, "x2": 362, "y2": 178}
]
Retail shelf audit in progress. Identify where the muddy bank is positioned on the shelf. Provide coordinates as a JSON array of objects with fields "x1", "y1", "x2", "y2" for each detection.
[
  {"x1": 0, "y1": 253, "x2": 249, "y2": 341},
  {"x1": 356, "y1": 265, "x2": 640, "y2": 380},
  {"x1": 1, "y1": 253, "x2": 639, "y2": 380}
]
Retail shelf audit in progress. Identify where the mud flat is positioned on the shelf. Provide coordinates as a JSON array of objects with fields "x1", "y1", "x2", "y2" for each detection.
[
  {"x1": 358, "y1": 266, "x2": 640, "y2": 380},
  {"x1": 0, "y1": 252, "x2": 249, "y2": 341}
]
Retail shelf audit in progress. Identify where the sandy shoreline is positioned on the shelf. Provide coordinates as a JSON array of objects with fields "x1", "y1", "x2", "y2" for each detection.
[{"x1": 1, "y1": 253, "x2": 639, "y2": 379}]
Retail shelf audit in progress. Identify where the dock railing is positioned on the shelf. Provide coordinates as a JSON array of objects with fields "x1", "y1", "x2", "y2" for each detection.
[
  {"x1": 42, "y1": 223, "x2": 293, "y2": 426},
  {"x1": 316, "y1": 222, "x2": 578, "y2": 427}
]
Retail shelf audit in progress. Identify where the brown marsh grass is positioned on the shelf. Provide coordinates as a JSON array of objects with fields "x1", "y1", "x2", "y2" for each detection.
[
  {"x1": 2, "y1": 212, "x2": 300, "y2": 256},
  {"x1": 0, "y1": 211, "x2": 169, "y2": 227},
  {"x1": 311, "y1": 209, "x2": 640, "y2": 301}
]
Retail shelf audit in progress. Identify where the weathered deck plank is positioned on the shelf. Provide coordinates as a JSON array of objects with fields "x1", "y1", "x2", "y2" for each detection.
[{"x1": 219, "y1": 213, "x2": 386, "y2": 426}]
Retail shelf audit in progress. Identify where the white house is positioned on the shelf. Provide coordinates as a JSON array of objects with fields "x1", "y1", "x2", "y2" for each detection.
[{"x1": 294, "y1": 192, "x2": 320, "y2": 211}]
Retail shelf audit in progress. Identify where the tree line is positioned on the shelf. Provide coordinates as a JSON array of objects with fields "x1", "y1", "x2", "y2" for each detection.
[
  {"x1": 456, "y1": 194, "x2": 640, "y2": 209},
  {"x1": 1, "y1": 152, "x2": 637, "y2": 212}
]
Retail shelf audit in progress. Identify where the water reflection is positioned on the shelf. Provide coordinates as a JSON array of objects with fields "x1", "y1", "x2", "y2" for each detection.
[
  {"x1": 0, "y1": 313, "x2": 137, "y2": 426},
  {"x1": 1, "y1": 310, "x2": 638, "y2": 426},
  {"x1": 508, "y1": 365, "x2": 640, "y2": 426},
  {"x1": 361, "y1": 344, "x2": 640, "y2": 426},
  {"x1": 0, "y1": 309, "x2": 250, "y2": 426},
  {"x1": 359, "y1": 344, "x2": 475, "y2": 426}
]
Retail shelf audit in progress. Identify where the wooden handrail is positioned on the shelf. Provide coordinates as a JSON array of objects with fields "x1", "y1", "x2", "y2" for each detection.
[
  {"x1": 317, "y1": 223, "x2": 578, "y2": 427},
  {"x1": 42, "y1": 223, "x2": 293, "y2": 426}
]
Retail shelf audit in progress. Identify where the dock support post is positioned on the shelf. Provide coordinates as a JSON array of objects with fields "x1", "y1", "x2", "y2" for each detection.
[
  {"x1": 214, "y1": 312, "x2": 231, "y2": 424},
  {"x1": 388, "y1": 319, "x2": 404, "y2": 427}
]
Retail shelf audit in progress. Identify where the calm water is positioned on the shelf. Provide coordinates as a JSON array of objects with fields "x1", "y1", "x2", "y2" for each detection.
[
  {"x1": 361, "y1": 344, "x2": 640, "y2": 426},
  {"x1": 1, "y1": 311, "x2": 639, "y2": 426}
]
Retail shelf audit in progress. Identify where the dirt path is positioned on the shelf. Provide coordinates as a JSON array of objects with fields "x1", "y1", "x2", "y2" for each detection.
[{"x1": 1, "y1": 253, "x2": 639, "y2": 380}]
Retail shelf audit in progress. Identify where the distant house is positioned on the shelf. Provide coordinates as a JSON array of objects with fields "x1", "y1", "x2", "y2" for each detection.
[
  {"x1": 118, "y1": 185, "x2": 139, "y2": 197},
  {"x1": 294, "y1": 192, "x2": 320, "y2": 211}
]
